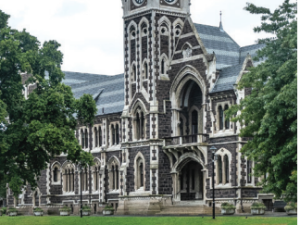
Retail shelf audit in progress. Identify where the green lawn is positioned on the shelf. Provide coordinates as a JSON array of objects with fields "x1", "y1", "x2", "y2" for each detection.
[{"x1": 0, "y1": 216, "x2": 297, "y2": 225}]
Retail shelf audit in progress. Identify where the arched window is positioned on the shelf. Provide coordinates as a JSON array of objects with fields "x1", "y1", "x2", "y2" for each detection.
[
  {"x1": 224, "y1": 155, "x2": 229, "y2": 183},
  {"x1": 99, "y1": 127, "x2": 102, "y2": 147},
  {"x1": 132, "y1": 65, "x2": 137, "y2": 81},
  {"x1": 81, "y1": 129, "x2": 84, "y2": 148},
  {"x1": 111, "y1": 125, "x2": 115, "y2": 145},
  {"x1": 53, "y1": 167, "x2": 59, "y2": 182},
  {"x1": 218, "y1": 156, "x2": 223, "y2": 184},
  {"x1": 94, "y1": 127, "x2": 98, "y2": 147},
  {"x1": 144, "y1": 63, "x2": 148, "y2": 79},
  {"x1": 85, "y1": 129, "x2": 88, "y2": 149},
  {"x1": 218, "y1": 106, "x2": 224, "y2": 130},
  {"x1": 247, "y1": 160, "x2": 252, "y2": 183},
  {"x1": 161, "y1": 58, "x2": 165, "y2": 74},
  {"x1": 136, "y1": 113, "x2": 140, "y2": 140},
  {"x1": 115, "y1": 165, "x2": 119, "y2": 190},
  {"x1": 139, "y1": 162, "x2": 144, "y2": 187},
  {"x1": 80, "y1": 167, "x2": 89, "y2": 192},
  {"x1": 108, "y1": 159, "x2": 120, "y2": 191},
  {"x1": 135, "y1": 156, "x2": 145, "y2": 190},
  {"x1": 93, "y1": 161, "x2": 100, "y2": 192},
  {"x1": 192, "y1": 110, "x2": 198, "y2": 135},
  {"x1": 224, "y1": 105, "x2": 230, "y2": 129},
  {"x1": 140, "y1": 112, "x2": 144, "y2": 139},
  {"x1": 116, "y1": 124, "x2": 119, "y2": 145},
  {"x1": 63, "y1": 164, "x2": 74, "y2": 192},
  {"x1": 112, "y1": 165, "x2": 115, "y2": 190}
]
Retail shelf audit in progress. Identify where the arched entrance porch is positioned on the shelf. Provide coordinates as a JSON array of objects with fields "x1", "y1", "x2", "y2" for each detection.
[
  {"x1": 180, "y1": 161, "x2": 204, "y2": 201},
  {"x1": 171, "y1": 153, "x2": 206, "y2": 202}
]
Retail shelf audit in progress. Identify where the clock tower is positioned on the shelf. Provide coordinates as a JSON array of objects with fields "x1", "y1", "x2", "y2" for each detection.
[{"x1": 121, "y1": 0, "x2": 191, "y2": 142}]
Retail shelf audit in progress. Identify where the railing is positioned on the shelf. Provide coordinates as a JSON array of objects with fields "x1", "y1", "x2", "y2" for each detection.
[{"x1": 163, "y1": 134, "x2": 209, "y2": 146}]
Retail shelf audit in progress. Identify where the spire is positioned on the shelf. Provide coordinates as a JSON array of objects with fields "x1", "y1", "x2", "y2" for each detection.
[{"x1": 219, "y1": 11, "x2": 224, "y2": 32}]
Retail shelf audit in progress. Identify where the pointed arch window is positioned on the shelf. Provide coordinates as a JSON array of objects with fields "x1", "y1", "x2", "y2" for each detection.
[
  {"x1": 247, "y1": 160, "x2": 252, "y2": 183},
  {"x1": 53, "y1": 167, "x2": 58, "y2": 182},
  {"x1": 218, "y1": 156, "x2": 223, "y2": 184},
  {"x1": 135, "y1": 111, "x2": 145, "y2": 140},
  {"x1": 115, "y1": 165, "x2": 119, "y2": 190},
  {"x1": 116, "y1": 124, "x2": 119, "y2": 145},
  {"x1": 224, "y1": 105, "x2": 230, "y2": 129},
  {"x1": 93, "y1": 161, "x2": 101, "y2": 191},
  {"x1": 192, "y1": 110, "x2": 198, "y2": 135},
  {"x1": 224, "y1": 155, "x2": 229, "y2": 183},
  {"x1": 99, "y1": 127, "x2": 102, "y2": 147},
  {"x1": 85, "y1": 129, "x2": 88, "y2": 149},
  {"x1": 144, "y1": 63, "x2": 148, "y2": 79},
  {"x1": 111, "y1": 125, "x2": 115, "y2": 145},
  {"x1": 94, "y1": 127, "x2": 98, "y2": 147},
  {"x1": 109, "y1": 160, "x2": 120, "y2": 190},
  {"x1": 132, "y1": 65, "x2": 137, "y2": 81},
  {"x1": 136, "y1": 113, "x2": 141, "y2": 140},
  {"x1": 63, "y1": 164, "x2": 74, "y2": 192},
  {"x1": 81, "y1": 129, "x2": 84, "y2": 148},
  {"x1": 161, "y1": 58, "x2": 165, "y2": 74},
  {"x1": 136, "y1": 157, "x2": 145, "y2": 190},
  {"x1": 81, "y1": 167, "x2": 89, "y2": 192},
  {"x1": 218, "y1": 106, "x2": 224, "y2": 130}
]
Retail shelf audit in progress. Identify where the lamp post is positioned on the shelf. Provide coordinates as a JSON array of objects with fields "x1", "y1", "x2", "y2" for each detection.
[
  {"x1": 78, "y1": 164, "x2": 83, "y2": 218},
  {"x1": 210, "y1": 146, "x2": 217, "y2": 220}
]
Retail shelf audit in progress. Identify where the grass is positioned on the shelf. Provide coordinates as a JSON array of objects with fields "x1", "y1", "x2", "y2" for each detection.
[{"x1": 0, "y1": 216, "x2": 297, "y2": 225}]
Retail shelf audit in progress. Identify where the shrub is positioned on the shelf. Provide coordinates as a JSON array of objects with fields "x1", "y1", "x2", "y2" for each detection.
[
  {"x1": 59, "y1": 206, "x2": 71, "y2": 212},
  {"x1": 104, "y1": 205, "x2": 114, "y2": 211},
  {"x1": 251, "y1": 202, "x2": 267, "y2": 210},
  {"x1": 33, "y1": 207, "x2": 44, "y2": 212},
  {"x1": 82, "y1": 206, "x2": 91, "y2": 212},
  {"x1": 221, "y1": 202, "x2": 236, "y2": 210},
  {"x1": 284, "y1": 202, "x2": 297, "y2": 211},
  {"x1": 1, "y1": 207, "x2": 7, "y2": 214},
  {"x1": 8, "y1": 207, "x2": 18, "y2": 213}
]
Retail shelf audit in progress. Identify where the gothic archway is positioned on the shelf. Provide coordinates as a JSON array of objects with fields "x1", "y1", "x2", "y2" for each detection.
[{"x1": 171, "y1": 153, "x2": 205, "y2": 202}]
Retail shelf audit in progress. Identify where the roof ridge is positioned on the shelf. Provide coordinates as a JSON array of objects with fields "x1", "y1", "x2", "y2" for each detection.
[
  {"x1": 63, "y1": 71, "x2": 123, "y2": 77},
  {"x1": 240, "y1": 43, "x2": 265, "y2": 49},
  {"x1": 193, "y1": 22, "x2": 219, "y2": 29}
]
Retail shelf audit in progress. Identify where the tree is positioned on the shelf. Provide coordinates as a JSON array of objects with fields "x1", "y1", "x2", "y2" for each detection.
[
  {"x1": 0, "y1": 10, "x2": 97, "y2": 197},
  {"x1": 226, "y1": 0, "x2": 297, "y2": 202}
]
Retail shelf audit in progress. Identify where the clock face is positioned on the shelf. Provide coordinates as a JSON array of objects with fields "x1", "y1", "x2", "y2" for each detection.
[
  {"x1": 135, "y1": 0, "x2": 145, "y2": 4},
  {"x1": 164, "y1": 0, "x2": 176, "y2": 3}
]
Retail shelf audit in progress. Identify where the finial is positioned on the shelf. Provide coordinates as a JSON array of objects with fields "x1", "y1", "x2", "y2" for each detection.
[{"x1": 219, "y1": 11, "x2": 224, "y2": 32}]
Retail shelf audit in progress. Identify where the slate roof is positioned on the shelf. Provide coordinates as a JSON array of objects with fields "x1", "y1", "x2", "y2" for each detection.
[
  {"x1": 194, "y1": 23, "x2": 265, "y2": 93},
  {"x1": 63, "y1": 71, "x2": 124, "y2": 116},
  {"x1": 61, "y1": 23, "x2": 264, "y2": 110}
]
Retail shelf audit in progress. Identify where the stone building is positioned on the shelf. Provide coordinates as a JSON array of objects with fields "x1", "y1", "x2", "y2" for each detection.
[{"x1": 7, "y1": 0, "x2": 274, "y2": 215}]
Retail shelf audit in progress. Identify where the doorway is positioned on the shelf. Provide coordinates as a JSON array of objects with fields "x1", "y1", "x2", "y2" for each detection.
[{"x1": 180, "y1": 161, "x2": 203, "y2": 201}]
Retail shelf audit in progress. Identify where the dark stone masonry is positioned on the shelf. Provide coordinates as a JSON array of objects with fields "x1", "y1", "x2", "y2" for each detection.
[{"x1": 7, "y1": 0, "x2": 271, "y2": 215}]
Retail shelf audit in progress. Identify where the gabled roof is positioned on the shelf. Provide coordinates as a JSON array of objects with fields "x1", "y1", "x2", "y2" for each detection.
[
  {"x1": 63, "y1": 71, "x2": 124, "y2": 116},
  {"x1": 194, "y1": 23, "x2": 240, "y2": 70},
  {"x1": 194, "y1": 23, "x2": 265, "y2": 93}
]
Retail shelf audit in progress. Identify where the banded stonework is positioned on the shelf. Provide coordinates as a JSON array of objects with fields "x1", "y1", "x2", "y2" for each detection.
[{"x1": 8, "y1": 0, "x2": 270, "y2": 216}]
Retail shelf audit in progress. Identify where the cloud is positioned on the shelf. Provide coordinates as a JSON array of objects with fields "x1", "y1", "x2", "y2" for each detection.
[
  {"x1": 0, "y1": 0, "x2": 294, "y2": 75},
  {"x1": 55, "y1": 1, "x2": 87, "y2": 17}
]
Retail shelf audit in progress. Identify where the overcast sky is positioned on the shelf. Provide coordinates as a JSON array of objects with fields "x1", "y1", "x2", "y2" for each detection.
[{"x1": 0, "y1": 0, "x2": 286, "y2": 75}]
